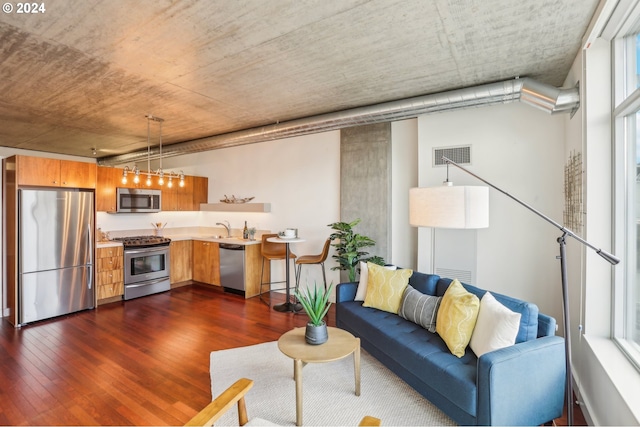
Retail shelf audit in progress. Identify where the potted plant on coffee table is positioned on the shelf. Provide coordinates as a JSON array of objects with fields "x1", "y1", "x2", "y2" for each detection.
[{"x1": 295, "y1": 283, "x2": 334, "y2": 345}]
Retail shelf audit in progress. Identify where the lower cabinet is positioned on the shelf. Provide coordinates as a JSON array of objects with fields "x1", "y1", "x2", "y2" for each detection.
[
  {"x1": 96, "y1": 246, "x2": 124, "y2": 302},
  {"x1": 95, "y1": 241, "x2": 266, "y2": 302},
  {"x1": 169, "y1": 240, "x2": 266, "y2": 298},
  {"x1": 193, "y1": 240, "x2": 221, "y2": 286},
  {"x1": 244, "y1": 244, "x2": 269, "y2": 298},
  {"x1": 170, "y1": 240, "x2": 193, "y2": 285}
]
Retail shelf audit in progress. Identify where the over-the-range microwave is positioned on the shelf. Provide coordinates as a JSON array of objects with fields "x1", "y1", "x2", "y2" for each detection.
[{"x1": 116, "y1": 188, "x2": 161, "y2": 213}]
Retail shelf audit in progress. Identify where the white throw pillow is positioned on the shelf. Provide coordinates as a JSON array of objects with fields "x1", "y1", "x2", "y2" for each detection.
[
  {"x1": 470, "y1": 292, "x2": 521, "y2": 357},
  {"x1": 354, "y1": 262, "x2": 369, "y2": 301}
]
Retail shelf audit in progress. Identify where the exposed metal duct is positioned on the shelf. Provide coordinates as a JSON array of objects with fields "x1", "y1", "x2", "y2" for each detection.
[
  {"x1": 98, "y1": 77, "x2": 579, "y2": 166},
  {"x1": 519, "y1": 78, "x2": 580, "y2": 114}
]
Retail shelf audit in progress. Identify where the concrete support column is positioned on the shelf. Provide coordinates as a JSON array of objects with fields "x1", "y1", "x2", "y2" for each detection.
[{"x1": 340, "y1": 123, "x2": 391, "y2": 280}]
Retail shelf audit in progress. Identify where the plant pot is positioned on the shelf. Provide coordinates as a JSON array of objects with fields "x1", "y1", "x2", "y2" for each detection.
[{"x1": 305, "y1": 321, "x2": 328, "y2": 345}]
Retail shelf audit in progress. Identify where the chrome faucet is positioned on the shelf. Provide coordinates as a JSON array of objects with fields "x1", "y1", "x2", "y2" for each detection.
[{"x1": 216, "y1": 220, "x2": 231, "y2": 237}]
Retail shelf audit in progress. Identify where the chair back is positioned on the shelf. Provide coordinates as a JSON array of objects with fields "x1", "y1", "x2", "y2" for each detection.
[
  {"x1": 261, "y1": 233, "x2": 287, "y2": 259},
  {"x1": 318, "y1": 238, "x2": 331, "y2": 262}
]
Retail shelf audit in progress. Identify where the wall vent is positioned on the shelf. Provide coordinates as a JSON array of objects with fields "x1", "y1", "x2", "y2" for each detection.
[
  {"x1": 435, "y1": 267, "x2": 473, "y2": 284},
  {"x1": 433, "y1": 145, "x2": 471, "y2": 167}
]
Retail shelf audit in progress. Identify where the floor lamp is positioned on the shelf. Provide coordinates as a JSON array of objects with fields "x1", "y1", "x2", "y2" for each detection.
[{"x1": 409, "y1": 156, "x2": 619, "y2": 426}]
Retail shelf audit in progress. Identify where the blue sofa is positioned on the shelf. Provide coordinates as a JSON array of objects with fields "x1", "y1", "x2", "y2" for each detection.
[{"x1": 336, "y1": 271, "x2": 566, "y2": 426}]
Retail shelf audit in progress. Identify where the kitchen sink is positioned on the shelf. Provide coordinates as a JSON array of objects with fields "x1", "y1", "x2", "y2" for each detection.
[{"x1": 202, "y1": 235, "x2": 245, "y2": 242}]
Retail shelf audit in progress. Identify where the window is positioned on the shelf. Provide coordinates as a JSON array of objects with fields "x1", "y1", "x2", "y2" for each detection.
[{"x1": 613, "y1": 28, "x2": 640, "y2": 369}]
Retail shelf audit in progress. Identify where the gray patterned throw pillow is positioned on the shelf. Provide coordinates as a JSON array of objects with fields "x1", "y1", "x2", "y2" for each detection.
[{"x1": 398, "y1": 285, "x2": 442, "y2": 333}]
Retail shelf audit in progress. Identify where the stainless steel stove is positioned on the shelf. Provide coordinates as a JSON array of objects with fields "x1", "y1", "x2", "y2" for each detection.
[
  {"x1": 113, "y1": 235, "x2": 171, "y2": 300},
  {"x1": 113, "y1": 235, "x2": 171, "y2": 248}
]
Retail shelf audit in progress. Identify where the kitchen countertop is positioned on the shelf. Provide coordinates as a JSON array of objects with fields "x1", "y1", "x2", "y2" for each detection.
[
  {"x1": 96, "y1": 241, "x2": 123, "y2": 248},
  {"x1": 96, "y1": 234, "x2": 261, "y2": 248},
  {"x1": 169, "y1": 234, "x2": 261, "y2": 245}
]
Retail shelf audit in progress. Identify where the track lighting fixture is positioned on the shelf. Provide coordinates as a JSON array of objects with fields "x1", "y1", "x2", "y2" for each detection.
[{"x1": 120, "y1": 115, "x2": 185, "y2": 187}]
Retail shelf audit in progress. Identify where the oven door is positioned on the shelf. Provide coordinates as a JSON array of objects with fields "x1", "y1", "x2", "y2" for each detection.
[{"x1": 123, "y1": 246, "x2": 170, "y2": 284}]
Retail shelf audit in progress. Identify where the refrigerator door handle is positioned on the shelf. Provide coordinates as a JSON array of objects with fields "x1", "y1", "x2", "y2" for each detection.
[
  {"x1": 87, "y1": 222, "x2": 93, "y2": 290},
  {"x1": 88, "y1": 223, "x2": 93, "y2": 265}
]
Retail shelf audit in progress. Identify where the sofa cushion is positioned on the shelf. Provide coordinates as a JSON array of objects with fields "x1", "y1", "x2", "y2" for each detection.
[
  {"x1": 408, "y1": 271, "x2": 440, "y2": 295},
  {"x1": 436, "y1": 279, "x2": 480, "y2": 357},
  {"x1": 362, "y1": 263, "x2": 412, "y2": 313},
  {"x1": 337, "y1": 300, "x2": 478, "y2": 416},
  {"x1": 470, "y1": 291, "x2": 521, "y2": 357},
  {"x1": 436, "y1": 278, "x2": 539, "y2": 343},
  {"x1": 355, "y1": 262, "x2": 398, "y2": 301},
  {"x1": 398, "y1": 285, "x2": 442, "y2": 333}
]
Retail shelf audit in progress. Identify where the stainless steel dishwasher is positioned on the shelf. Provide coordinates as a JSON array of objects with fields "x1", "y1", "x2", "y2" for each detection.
[{"x1": 218, "y1": 243, "x2": 246, "y2": 294}]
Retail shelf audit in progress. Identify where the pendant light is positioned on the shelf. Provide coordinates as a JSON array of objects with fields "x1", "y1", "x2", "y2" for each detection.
[{"x1": 121, "y1": 115, "x2": 185, "y2": 187}]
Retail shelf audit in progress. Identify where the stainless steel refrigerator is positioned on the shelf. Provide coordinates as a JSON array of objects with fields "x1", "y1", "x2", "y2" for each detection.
[{"x1": 18, "y1": 189, "x2": 94, "y2": 324}]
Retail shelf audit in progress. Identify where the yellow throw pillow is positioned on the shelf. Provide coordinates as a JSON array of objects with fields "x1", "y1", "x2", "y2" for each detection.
[
  {"x1": 436, "y1": 279, "x2": 480, "y2": 358},
  {"x1": 362, "y1": 263, "x2": 412, "y2": 314}
]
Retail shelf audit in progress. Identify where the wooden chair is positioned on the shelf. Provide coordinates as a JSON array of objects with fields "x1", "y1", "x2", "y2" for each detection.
[
  {"x1": 185, "y1": 377, "x2": 381, "y2": 426},
  {"x1": 185, "y1": 378, "x2": 254, "y2": 426},
  {"x1": 259, "y1": 233, "x2": 298, "y2": 306},
  {"x1": 294, "y1": 238, "x2": 331, "y2": 292}
]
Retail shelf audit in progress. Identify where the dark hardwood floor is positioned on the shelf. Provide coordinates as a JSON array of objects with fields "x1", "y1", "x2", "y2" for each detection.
[{"x1": 0, "y1": 285, "x2": 583, "y2": 426}]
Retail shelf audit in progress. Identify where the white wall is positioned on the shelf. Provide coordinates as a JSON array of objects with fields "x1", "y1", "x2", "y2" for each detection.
[
  {"x1": 417, "y1": 102, "x2": 566, "y2": 322},
  {"x1": 391, "y1": 119, "x2": 418, "y2": 269}
]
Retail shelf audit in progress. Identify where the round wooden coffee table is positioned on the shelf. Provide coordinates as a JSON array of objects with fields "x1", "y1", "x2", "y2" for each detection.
[{"x1": 278, "y1": 326, "x2": 361, "y2": 426}]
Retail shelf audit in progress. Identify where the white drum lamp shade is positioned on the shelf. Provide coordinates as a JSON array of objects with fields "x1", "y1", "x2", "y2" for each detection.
[{"x1": 409, "y1": 186, "x2": 489, "y2": 229}]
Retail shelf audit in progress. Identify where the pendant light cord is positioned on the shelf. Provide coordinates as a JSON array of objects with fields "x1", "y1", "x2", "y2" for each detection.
[
  {"x1": 147, "y1": 115, "x2": 151, "y2": 173},
  {"x1": 159, "y1": 119, "x2": 163, "y2": 171}
]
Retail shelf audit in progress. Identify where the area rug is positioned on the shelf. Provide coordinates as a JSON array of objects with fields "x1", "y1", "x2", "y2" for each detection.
[{"x1": 209, "y1": 341, "x2": 456, "y2": 426}]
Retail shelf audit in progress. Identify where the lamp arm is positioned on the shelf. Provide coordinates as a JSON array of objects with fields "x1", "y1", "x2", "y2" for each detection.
[{"x1": 442, "y1": 156, "x2": 620, "y2": 265}]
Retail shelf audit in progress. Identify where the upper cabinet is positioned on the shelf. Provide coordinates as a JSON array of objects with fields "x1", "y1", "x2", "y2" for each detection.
[
  {"x1": 96, "y1": 166, "x2": 122, "y2": 212},
  {"x1": 161, "y1": 175, "x2": 191, "y2": 211},
  {"x1": 164, "y1": 175, "x2": 208, "y2": 211},
  {"x1": 192, "y1": 176, "x2": 208, "y2": 210},
  {"x1": 96, "y1": 166, "x2": 208, "y2": 212},
  {"x1": 17, "y1": 156, "x2": 96, "y2": 189}
]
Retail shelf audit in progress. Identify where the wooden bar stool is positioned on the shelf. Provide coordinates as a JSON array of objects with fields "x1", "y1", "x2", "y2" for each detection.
[
  {"x1": 295, "y1": 238, "x2": 331, "y2": 291},
  {"x1": 259, "y1": 233, "x2": 297, "y2": 306}
]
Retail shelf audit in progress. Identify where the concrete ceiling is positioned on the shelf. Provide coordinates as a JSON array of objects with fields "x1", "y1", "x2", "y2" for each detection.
[{"x1": 0, "y1": 0, "x2": 599, "y2": 161}]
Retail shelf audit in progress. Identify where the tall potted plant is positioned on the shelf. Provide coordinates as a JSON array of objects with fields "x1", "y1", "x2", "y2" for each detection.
[
  {"x1": 328, "y1": 219, "x2": 384, "y2": 282},
  {"x1": 295, "y1": 283, "x2": 334, "y2": 345}
]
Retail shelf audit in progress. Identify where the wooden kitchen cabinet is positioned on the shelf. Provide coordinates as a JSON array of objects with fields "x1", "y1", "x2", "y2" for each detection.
[
  {"x1": 96, "y1": 246, "x2": 124, "y2": 302},
  {"x1": 192, "y1": 176, "x2": 208, "y2": 209},
  {"x1": 192, "y1": 240, "x2": 220, "y2": 286},
  {"x1": 161, "y1": 179, "x2": 187, "y2": 211},
  {"x1": 162, "y1": 175, "x2": 208, "y2": 211},
  {"x1": 96, "y1": 166, "x2": 122, "y2": 212},
  {"x1": 176, "y1": 175, "x2": 193, "y2": 210},
  {"x1": 245, "y1": 243, "x2": 269, "y2": 298},
  {"x1": 17, "y1": 156, "x2": 96, "y2": 188},
  {"x1": 97, "y1": 166, "x2": 207, "y2": 212},
  {"x1": 161, "y1": 185, "x2": 177, "y2": 211},
  {"x1": 170, "y1": 240, "x2": 193, "y2": 285}
]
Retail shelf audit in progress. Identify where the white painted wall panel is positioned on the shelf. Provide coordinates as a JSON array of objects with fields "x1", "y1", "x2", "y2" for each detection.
[{"x1": 418, "y1": 102, "x2": 566, "y2": 321}]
